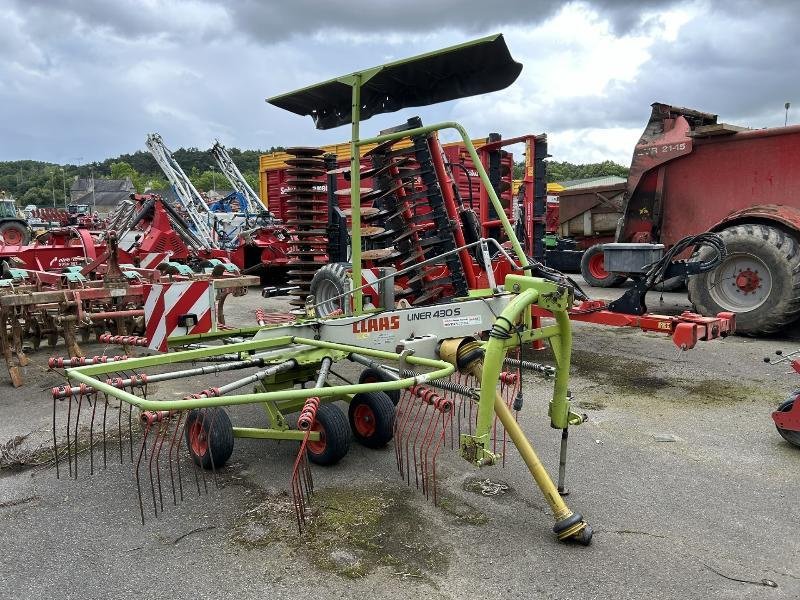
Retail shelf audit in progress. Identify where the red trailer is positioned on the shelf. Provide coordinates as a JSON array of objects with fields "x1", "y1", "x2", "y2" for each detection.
[{"x1": 608, "y1": 103, "x2": 800, "y2": 335}]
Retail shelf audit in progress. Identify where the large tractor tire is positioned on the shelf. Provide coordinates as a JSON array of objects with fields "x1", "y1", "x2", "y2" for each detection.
[
  {"x1": 309, "y1": 263, "x2": 351, "y2": 317},
  {"x1": 0, "y1": 221, "x2": 30, "y2": 245},
  {"x1": 688, "y1": 224, "x2": 800, "y2": 336},
  {"x1": 580, "y1": 244, "x2": 626, "y2": 288}
]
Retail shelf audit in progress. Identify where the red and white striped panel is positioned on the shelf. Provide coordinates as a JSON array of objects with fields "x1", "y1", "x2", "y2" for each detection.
[
  {"x1": 139, "y1": 252, "x2": 172, "y2": 269},
  {"x1": 361, "y1": 268, "x2": 381, "y2": 308},
  {"x1": 143, "y1": 281, "x2": 215, "y2": 352}
]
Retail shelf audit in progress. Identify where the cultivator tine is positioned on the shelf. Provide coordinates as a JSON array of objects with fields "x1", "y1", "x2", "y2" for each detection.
[
  {"x1": 63, "y1": 321, "x2": 83, "y2": 359},
  {"x1": 11, "y1": 319, "x2": 29, "y2": 368},
  {"x1": 394, "y1": 385, "x2": 453, "y2": 504},
  {"x1": 291, "y1": 396, "x2": 320, "y2": 532}
]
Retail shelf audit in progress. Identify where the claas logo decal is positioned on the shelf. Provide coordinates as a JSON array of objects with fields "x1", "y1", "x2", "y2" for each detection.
[{"x1": 352, "y1": 315, "x2": 401, "y2": 334}]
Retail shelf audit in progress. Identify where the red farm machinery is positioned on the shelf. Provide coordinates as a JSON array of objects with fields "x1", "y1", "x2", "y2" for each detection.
[
  {"x1": 0, "y1": 194, "x2": 258, "y2": 386},
  {"x1": 588, "y1": 103, "x2": 800, "y2": 335},
  {"x1": 144, "y1": 134, "x2": 292, "y2": 277}
]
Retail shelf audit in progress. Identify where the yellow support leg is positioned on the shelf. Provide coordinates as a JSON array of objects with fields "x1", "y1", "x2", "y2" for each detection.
[{"x1": 493, "y1": 392, "x2": 593, "y2": 544}]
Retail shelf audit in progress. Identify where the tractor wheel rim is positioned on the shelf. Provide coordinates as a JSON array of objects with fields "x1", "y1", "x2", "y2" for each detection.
[
  {"x1": 308, "y1": 423, "x2": 327, "y2": 454},
  {"x1": 2, "y1": 228, "x2": 22, "y2": 245},
  {"x1": 189, "y1": 421, "x2": 208, "y2": 456},
  {"x1": 710, "y1": 252, "x2": 772, "y2": 311},
  {"x1": 353, "y1": 404, "x2": 377, "y2": 437},
  {"x1": 588, "y1": 252, "x2": 609, "y2": 279}
]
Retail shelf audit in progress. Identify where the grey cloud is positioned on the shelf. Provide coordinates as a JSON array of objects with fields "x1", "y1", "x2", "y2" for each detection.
[
  {"x1": 545, "y1": 0, "x2": 800, "y2": 134},
  {"x1": 227, "y1": 0, "x2": 682, "y2": 43},
  {"x1": 1, "y1": 0, "x2": 796, "y2": 165},
  {"x1": 6, "y1": 0, "x2": 229, "y2": 42}
]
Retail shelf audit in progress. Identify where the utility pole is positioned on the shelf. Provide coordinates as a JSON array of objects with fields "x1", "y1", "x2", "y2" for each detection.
[
  {"x1": 786, "y1": 102, "x2": 791, "y2": 127},
  {"x1": 61, "y1": 168, "x2": 67, "y2": 207},
  {"x1": 211, "y1": 165, "x2": 216, "y2": 191},
  {"x1": 50, "y1": 169, "x2": 56, "y2": 207},
  {"x1": 90, "y1": 166, "x2": 96, "y2": 213}
]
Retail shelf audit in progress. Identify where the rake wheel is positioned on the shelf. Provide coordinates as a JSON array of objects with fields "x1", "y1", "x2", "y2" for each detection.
[
  {"x1": 185, "y1": 408, "x2": 235, "y2": 470},
  {"x1": 348, "y1": 391, "x2": 395, "y2": 449},
  {"x1": 358, "y1": 367, "x2": 400, "y2": 405},
  {"x1": 307, "y1": 403, "x2": 350, "y2": 466}
]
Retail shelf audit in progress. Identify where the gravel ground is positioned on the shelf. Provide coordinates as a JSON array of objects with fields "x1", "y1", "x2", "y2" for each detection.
[{"x1": 1, "y1": 279, "x2": 798, "y2": 600}]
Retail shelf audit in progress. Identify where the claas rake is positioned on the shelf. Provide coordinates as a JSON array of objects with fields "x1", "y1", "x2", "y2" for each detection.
[
  {"x1": 47, "y1": 34, "x2": 732, "y2": 547},
  {"x1": 53, "y1": 265, "x2": 593, "y2": 544}
]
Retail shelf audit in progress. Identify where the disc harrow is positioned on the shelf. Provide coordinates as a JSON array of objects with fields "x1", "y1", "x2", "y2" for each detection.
[{"x1": 283, "y1": 147, "x2": 329, "y2": 310}]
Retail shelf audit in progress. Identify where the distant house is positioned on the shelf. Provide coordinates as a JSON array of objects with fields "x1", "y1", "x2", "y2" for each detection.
[{"x1": 70, "y1": 177, "x2": 136, "y2": 215}]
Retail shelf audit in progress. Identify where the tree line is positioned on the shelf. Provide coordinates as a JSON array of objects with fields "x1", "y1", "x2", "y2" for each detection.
[
  {"x1": 512, "y1": 159, "x2": 629, "y2": 182},
  {"x1": 1, "y1": 150, "x2": 629, "y2": 208},
  {"x1": 0, "y1": 146, "x2": 283, "y2": 207}
]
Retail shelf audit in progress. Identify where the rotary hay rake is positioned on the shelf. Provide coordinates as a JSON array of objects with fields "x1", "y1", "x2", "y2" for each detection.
[
  {"x1": 53, "y1": 273, "x2": 588, "y2": 541},
  {"x1": 50, "y1": 34, "x2": 732, "y2": 546}
]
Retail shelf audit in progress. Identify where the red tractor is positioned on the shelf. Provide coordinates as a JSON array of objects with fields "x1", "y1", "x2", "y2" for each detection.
[{"x1": 0, "y1": 198, "x2": 31, "y2": 245}]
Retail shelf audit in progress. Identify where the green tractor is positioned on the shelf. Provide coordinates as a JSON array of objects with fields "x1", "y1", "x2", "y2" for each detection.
[{"x1": 0, "y1": 198, "x2": 31, "y2": 245}]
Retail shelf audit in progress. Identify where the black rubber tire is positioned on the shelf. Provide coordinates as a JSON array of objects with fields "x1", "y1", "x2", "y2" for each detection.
[
  {"x1": 358, "y1": 367, "x2": 400, "y2": 405},
  {"x1": 348, "y1": 391, "x2": 396, "y2": 448},
  {"x1": 184, "y1": 408, "x2": 234, "y2": 470},
  {"x1": 687, "y1": 224, "x2": 800, "y2": 336},
  {"x1": 776, "y1": 396, "x2": 800, "y2": 448},
  {"x1": 307, "y1": 403, "x2": 351, "y2": 466},
  {"x1": 309, "y1": 262, "x2": 351, "y2": 317},
  {"x1": 0, "y1": 221, "x2": 30, "y2": 245},
  {"x1": 580, "y1": 244, "x2": 626, "y2": 288}
]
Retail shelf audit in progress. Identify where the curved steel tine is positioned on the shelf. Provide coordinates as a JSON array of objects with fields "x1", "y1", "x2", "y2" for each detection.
[{"x1": 134, "y1": 422, "x2": 151, "y2": 525}]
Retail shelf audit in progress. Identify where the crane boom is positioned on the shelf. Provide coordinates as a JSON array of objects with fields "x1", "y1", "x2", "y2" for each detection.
[
  {"x1": 210, "y1": 141, "x2": 274, "y2": 218},
  {"x1": 145, "y1": 133, "x2": 219, "y2": 249}
]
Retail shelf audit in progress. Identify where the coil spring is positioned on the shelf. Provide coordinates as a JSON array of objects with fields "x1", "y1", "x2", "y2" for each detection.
[
  {"x1": 398, "y1": 369, "x2": 476, "y2": 398},
  {"x1": 409, "y1": 385, "x2": 453, "y2": 413},
  {"x1": 298, "y1": 397, "x2": 320, "y2": 430},
  {"x1": 502, "y1": 357, "x2": 555, "y2": 376}
]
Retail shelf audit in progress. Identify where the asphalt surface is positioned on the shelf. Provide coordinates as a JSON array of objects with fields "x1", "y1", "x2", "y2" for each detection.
[{"x1": 1, "y1": 278, "x2": 798, "y2": 599}]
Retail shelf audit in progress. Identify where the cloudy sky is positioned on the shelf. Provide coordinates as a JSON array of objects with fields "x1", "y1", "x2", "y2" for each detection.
[{"x1": 1, "y1": 0, "x2": 797, "y2": 166}]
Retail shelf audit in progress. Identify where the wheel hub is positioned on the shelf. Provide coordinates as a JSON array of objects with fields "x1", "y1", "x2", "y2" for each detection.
[
  {"x1": 2, "y1": 228, "x2": 22, "y2": 245},
  {"x1": 588, "y1": 253, "x2": 608, "y2": 279},
  {"x1": 710, "y1": 252, "x2": 772, "y2": 312},
  {"x1": 189, "y1": 421, "x2": 208, "y2": 456},
  {"x1": 734, "y1": 269, "x2": 761, "y2": 294},
  {"x1": 308, "y1": 423, "x2": 327, "y2": 453},
  {"x1": 353, "y1": 404, "x2": 376, "y2": 437}
]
